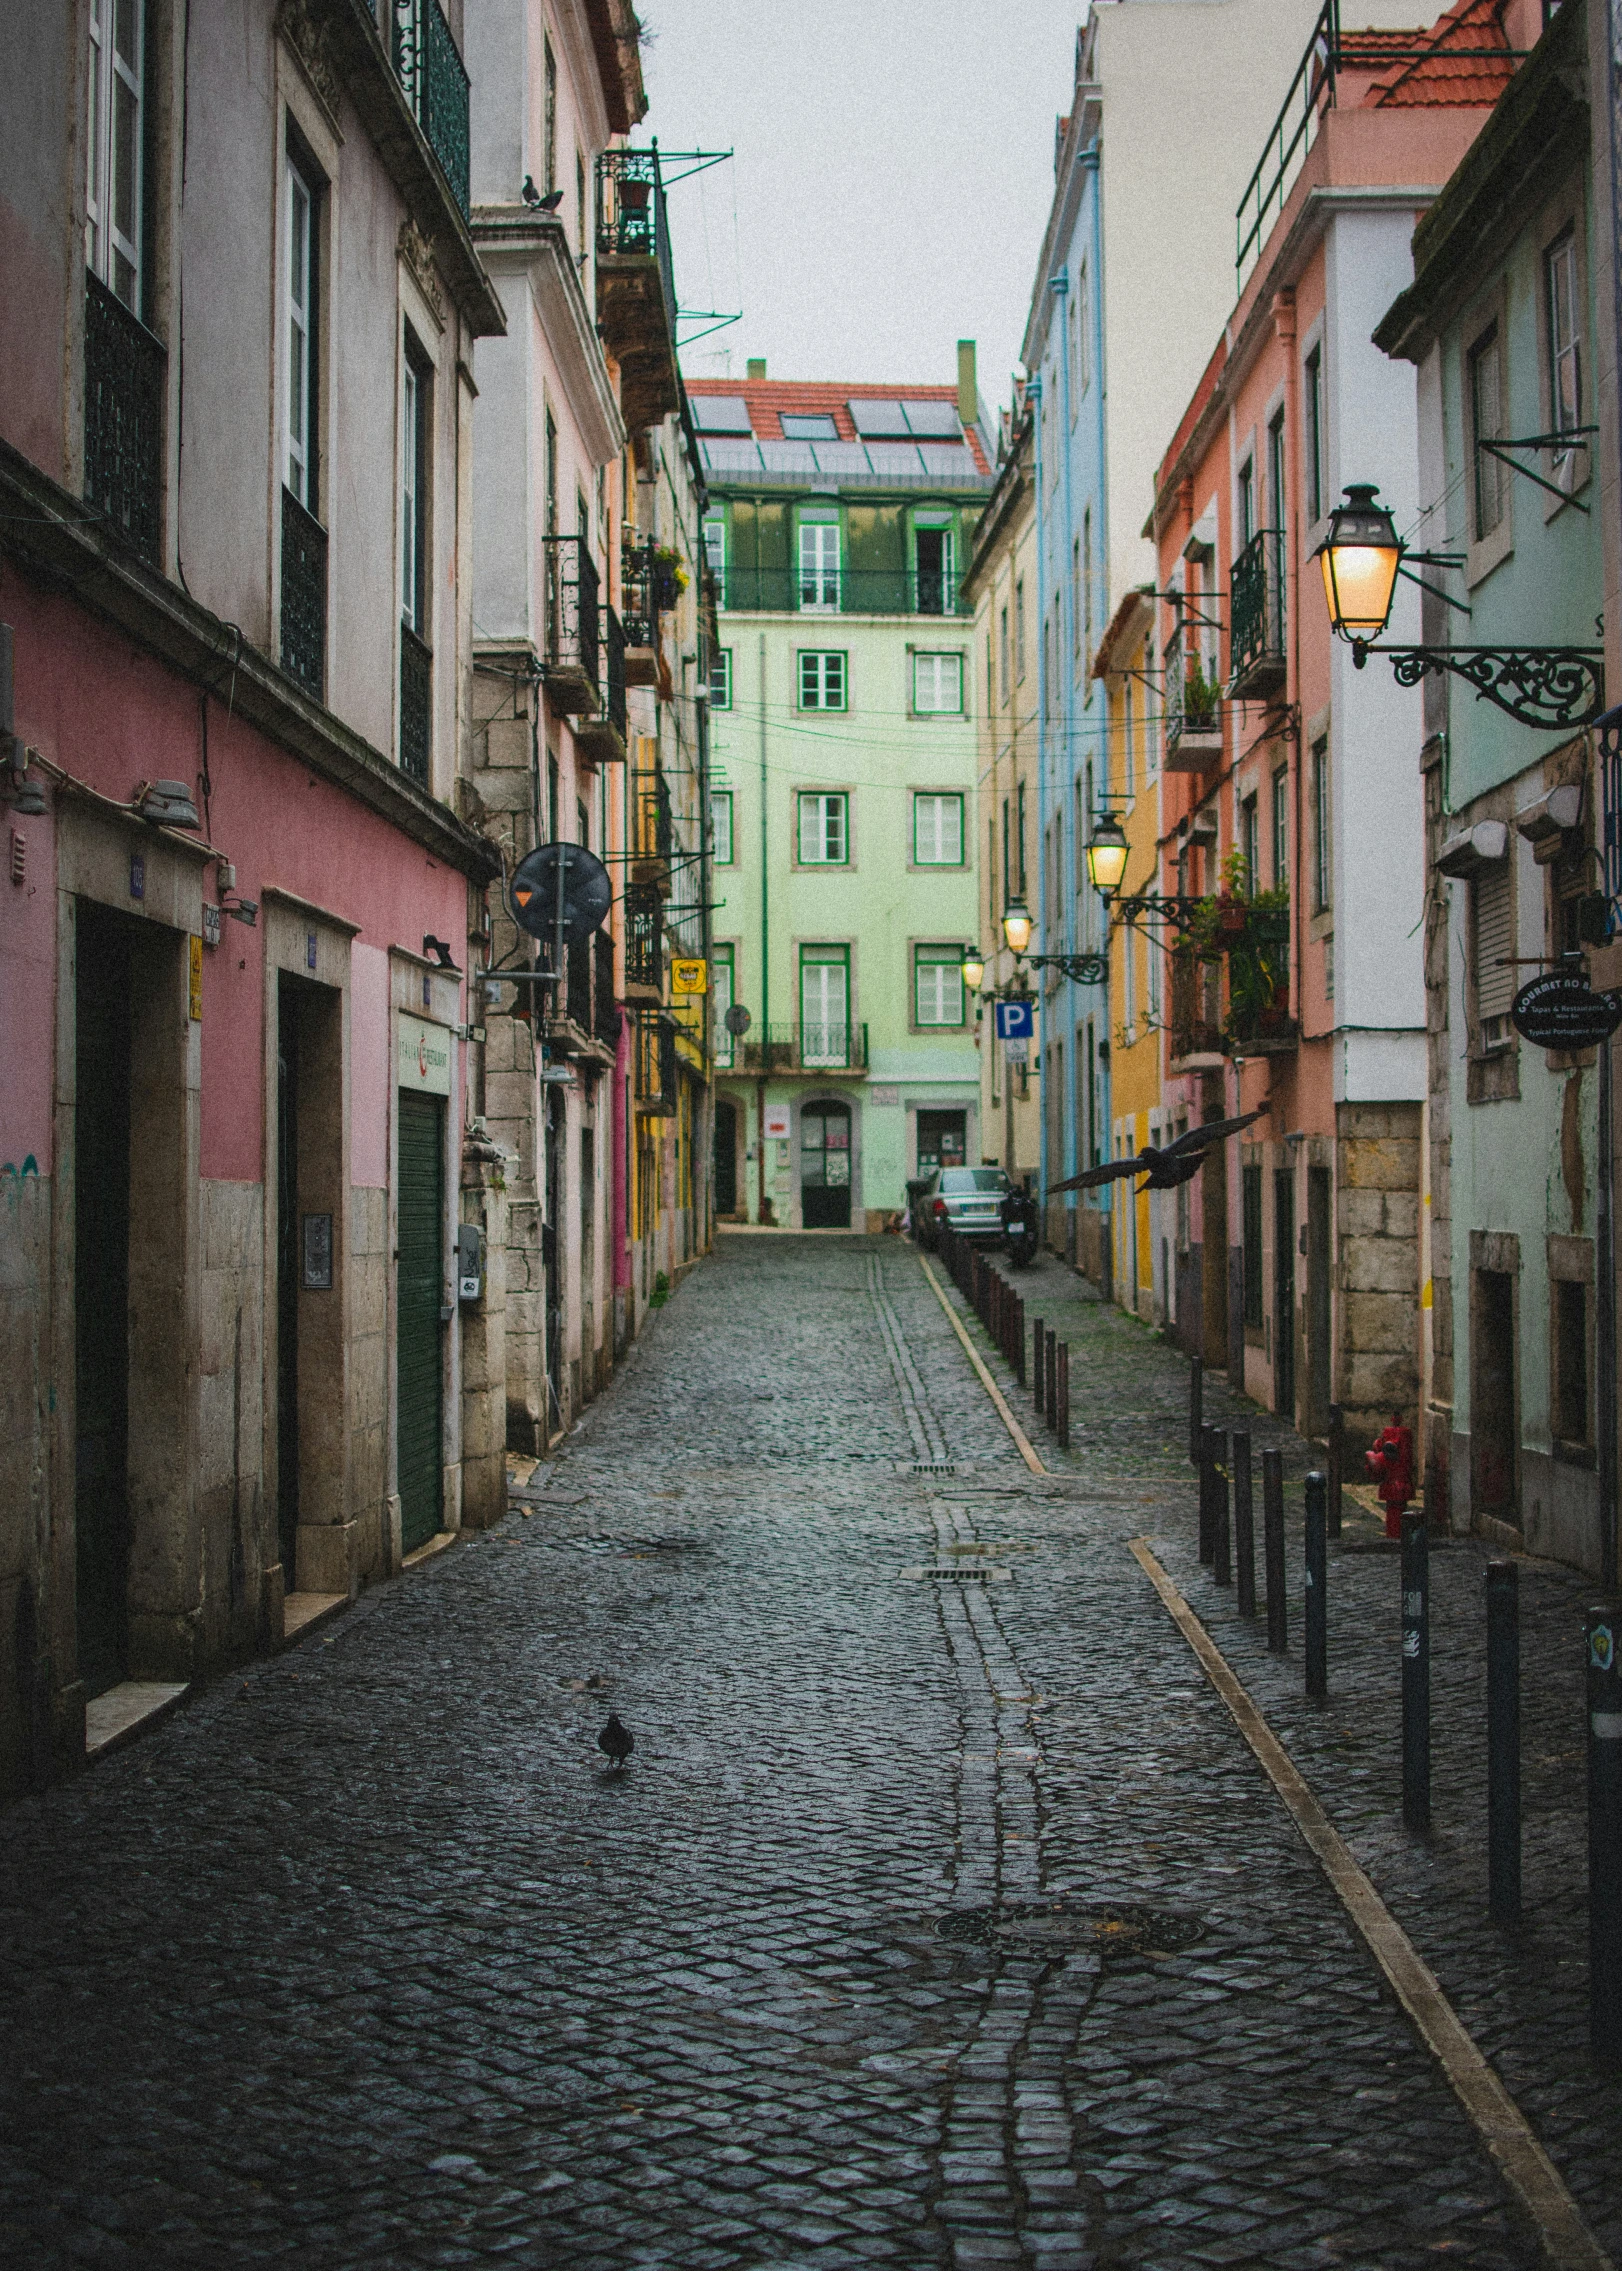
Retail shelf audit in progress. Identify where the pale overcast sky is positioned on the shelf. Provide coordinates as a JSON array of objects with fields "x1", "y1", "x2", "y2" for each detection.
[{"x1": 640, "y1": 1, "x2": 1088, "y2": 417}]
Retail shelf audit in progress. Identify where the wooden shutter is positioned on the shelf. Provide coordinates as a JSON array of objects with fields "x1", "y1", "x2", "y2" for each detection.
[{"x1": 1474, "y1": 864, "x2": 1514, "y2": 1024}]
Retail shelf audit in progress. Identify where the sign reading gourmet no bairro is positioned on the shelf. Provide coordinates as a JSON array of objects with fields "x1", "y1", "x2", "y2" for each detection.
[{"x1": 1510, "y1": 971, "x2": 1622, "y2": 1052}]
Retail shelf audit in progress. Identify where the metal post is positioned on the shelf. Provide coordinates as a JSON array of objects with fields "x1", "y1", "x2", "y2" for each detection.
[
  {"x1": 1198, "y1": 1425, "x2": 1216, "y2": 1565},
  {"x1": 1233, "y1": 1431, "x2": 1256, "y2": 1617},
  {"x1": 1485, "y1": 1560, "x2": 1521, "y2": 1923},
  {"x1": 1327, "y1": 1404, "x2": 1344, "y2": 1540},
  {"x1": 1057, "y1": 1343, "x2": 1070, "y2": 1450},
  {"x1": 1213, "y1": 1432, "x2": 1232, "y2": 1587},
  {"x1": 1032, "y1": 1317, "x2": 1046, "y2": 1414},
  {"x1": 1189, "y1": 1355, "x2": 1204, "y2": 1466},
  {"x1": 1599, "y1": 1035, "x2": 1617, "y2": 1594},
  {"x1": 1401, "y1": 1509, "x2": 1430, "y2": 1833},
  {"x1": 1588, "y1": 1604, "x2": 1622, "y2": 2062},
  {"x1": 1263, "y1": 1446, "x2": 1287, "y2": 1652},
  {"x1": 1046, "y1": 1327, "x2": 1059, "y2": 1427},
  {"x1": 1304, "y1": 1470, "x2": 1327, "y2": 1699},
  {"x1": 1015, "y1": 1296, "x2": 1026, "y2": 1388}
]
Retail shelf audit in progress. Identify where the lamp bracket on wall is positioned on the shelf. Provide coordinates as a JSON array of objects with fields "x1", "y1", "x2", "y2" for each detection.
[
  {"x1": 1478, "y1": 429, "x2": 1597, "y2": 513},
  {"x1": 1352, "y1": 643, "x2": 1604, "y2": 732}
]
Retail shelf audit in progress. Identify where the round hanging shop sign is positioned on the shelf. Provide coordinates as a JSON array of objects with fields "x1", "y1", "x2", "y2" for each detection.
[{"x1": 1510, "y1": 969, "x2": 1622, "y2": 1051}]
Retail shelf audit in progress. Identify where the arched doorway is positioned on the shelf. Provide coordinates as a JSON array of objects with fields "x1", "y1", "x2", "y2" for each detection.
[
  {"x1": 714, "y1": 1099, "x2": 738, "y2": 1215},
  {"x1": 801, "y1": 1098, "x2": 852, "y2": 1228}
]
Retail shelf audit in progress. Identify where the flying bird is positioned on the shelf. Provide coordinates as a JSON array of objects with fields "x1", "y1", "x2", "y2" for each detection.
[
  {"x1": 597, "y1": 1713, "x2": 634, "y2": 1770},
  {"x1": 521, "y1": 176, "x2": 565, "y2": 211},
  {"x1": 1048, "y1": 1108, "x2": 1267, "y2": 1195}
]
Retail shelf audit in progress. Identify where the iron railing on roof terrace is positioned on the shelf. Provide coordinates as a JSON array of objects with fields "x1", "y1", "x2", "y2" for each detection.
[
  {"x1": 1235, "y1": 0, "x2": 1522, "y2": 285},
  {"x1": 392, "y1": 0, "x2": 471, "y2": 218},
  {"x1": 84, "y1": 275, "x2": 166, "y2": 565},
  {"x1": 720, "y1": 566, "x2": 973, "y2": 617}
]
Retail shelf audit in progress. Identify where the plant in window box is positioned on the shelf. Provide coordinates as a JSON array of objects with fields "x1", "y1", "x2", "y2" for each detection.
[
  {"x1": 652, "y1": 544, "x2": 688, "y2": 613},
  {"x1": 1183, "y1": 658, "x2": 1220, "y2": 732}
]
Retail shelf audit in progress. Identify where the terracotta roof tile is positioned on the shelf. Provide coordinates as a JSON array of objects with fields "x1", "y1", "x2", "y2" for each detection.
[
  {"x1": 1344, "y1": 0, "x2": 1517, "y2": 108},
  {"x1": 685, "y1": 378, "x2": 991, "y2": 474}
]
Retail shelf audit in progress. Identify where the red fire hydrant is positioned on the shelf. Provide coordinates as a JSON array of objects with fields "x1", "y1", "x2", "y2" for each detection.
[{"x1": 1365, "y1": 1415, "x2": 1415, "y2": 1539}]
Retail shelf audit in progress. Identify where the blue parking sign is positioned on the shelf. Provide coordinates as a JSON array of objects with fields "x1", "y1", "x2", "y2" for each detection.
[{"x1": 994, "y1": 1000, "x2": 1035, "y2": 1042}]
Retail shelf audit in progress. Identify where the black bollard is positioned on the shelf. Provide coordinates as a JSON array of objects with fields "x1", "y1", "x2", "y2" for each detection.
[
  {"x1": 1189, "y1": 1356, "x2": 1204, "y2": 1466},
  {"x1": 1044, "y1": 1326, "x2": 1058, "y2": 1427},
  {"x1": 1015, "y1": 1296, "x2": 1026, "y2": 1388},
  {"x1": 1057, "y1": 1343, "x2": 1071, "y2": 1450},
  {"x1": 1401, "y1": 1509, "x2": 1431, "y2": 1833},
  {"x1": 1587, "y1": 1605, "x2": 1622, "y2": 2063},
  {"x1": 1304, "y1": 1470, "x2": 1327, "y2": 1699},
  {"x1": 1213, "y1": 1433, "x2": 1232, "y2": 1587},
  {"x1": 1263, "y1": 1446, "x2": 1287, "y2": 1652},
  {"x1": 1032, "y1": 1318, "x2": 1046, "y2": 1413},
  {"x1": 1198, "y1": 1425, "x2": 1216, "y2": 1565},
  {"x1": 1328, "y1": 1403, "x2": 1344, "y2": 1540},
  {"x1": 1485, "y1": 1561, "x2": 1521, "y2": 1923},
  {"x1": 1233, "y1": 1431, "x2": 1256, "y2": 1617}
]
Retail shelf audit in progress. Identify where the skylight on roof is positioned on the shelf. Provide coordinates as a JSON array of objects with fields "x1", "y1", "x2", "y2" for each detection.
[
  {"x1": 902, "y1": 399, "x2": 963, "y2": 438},
  {"x1": 850, "y1": 399, "x2": 910, "y2": 438},
  {"x1": 781, "y1": 413, "x2": 838, "y2": 441},
  {"x1": 691, "y1": 396, "x2": 753, "y2": 435}
]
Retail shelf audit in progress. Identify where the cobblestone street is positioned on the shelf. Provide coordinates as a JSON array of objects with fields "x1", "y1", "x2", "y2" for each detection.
[{"x1": 3, "y1": 1234, "x2": 1619, "y2": 2270}]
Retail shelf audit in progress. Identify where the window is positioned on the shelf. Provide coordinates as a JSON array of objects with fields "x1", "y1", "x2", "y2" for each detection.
[
  {"x1": 998, "y1": 606, "x2": 1010, "y2": 705},
  {"x1": 800, "y1": 945, "x2": 850, "y2": 1064},
  {"x1": 1303, "y1": 345, "x2": 1323, "y2": 523},
  {"x1": 1016, "y1": 779, "x2": 1027, "y2": 893},
  {"x1": 1554, "y1": 1275, "x2": 1589, "y2": 1445},
  {"x1": 915, "y1": 944, "x2": 965, "y2": 1028},
  {"x1": 401, "y1": 340, "x2": 430, "y2": 635},
  {"x1": 703, "y1": 514, "x2": 726, "y2": 578},
  {"x1": 1001, "y1": 798, "x2": 1010, "y2": 904},
  {"x1": 1472, "y1": 861, "x2": 1514, "y2": 1049},
  {"x1": 1015, "y1": 578, "x2": 1026, "y2": 679},
  {"x1": 711, "y1": 789, "x2": 734, "y2": 864},
  {"x1": 1073, "y1": 262, "x2": 1090, "y2": 399},
  {"x1": 798, "y1": 792, "x2": 848, "y2": 865},
  {"x1": 1241, "y1": 793, "x2": 1259, "y2": 894},
  {"x1": 87, "y1": 0, "x2": 145, "y2": 309},
  {"x1": 1237, "y1": 458, "x2": 1255, "y2": 548},
  {"x1": 1268, "y1": 410, "x2": 1286, "y2": 531},
  {"x1": 1122, "y1": 921, "x2": 1136, "y2": 1033},
  {"x1": 1272, "y1": 766, "x2": 1288, "y2": 890},
  {"x1": 543, "y1": 38, "x2": 557, "y2": 194},
  {"x1": 913, "y1": 651, "x2": 963, "y2": 714},
  {"x1": 1082, "y1": 507, "x2": 1093, "y2": 657},
  {"x1": 1310, "y1": 738, "x2": 1330, "y2": 912},
  {"x1": 1122, "y1": 676, "x2": 1135, "y2": 803},
  {"x1": 1469, "y1": 323, "x2": 1505, "y2": 539},
  {"x1": 1546, "y1": 230, "x2": 1583, "y2": 468},
  {"x1": 914, "y1": 522, "x2": 954, "y2": 615},
  {"x1": 799, "y1": 650, "x2": 846, "y2": 710},
  {"x1": 576, "y1": 152, "x2": 587, "y2": 259},
  {"x1": 286, "y1": 150, "x2": 320, "y2": 511},
  {"x1": 1072, "y1": 539, "x2": 1081, "y2": 656},
  {"x1": 1243, "y1": 1163, "x2": 1264, "y2": 1328},
  {"x1": 712, "y1": 944, "x2": 736, "y2": 1068},
  {"x1": 782, "y1": 412, "x2": 837, "y2": 440},
  {"x1": 799, "y1": 520, "x2": 840, "y2": 610},
  {"x1": 914, "y1": 792, "x2": 964, "y2": 865},
  {"x1": 709, "y1": 648, "x2": 732, "y2": 709}
]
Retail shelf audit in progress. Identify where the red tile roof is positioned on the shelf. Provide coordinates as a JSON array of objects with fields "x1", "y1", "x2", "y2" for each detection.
[
  {"x1": 1344, "y1": 0, "x2": 1517, "y2": 108},
  {"x1": 686, "y1": 379, "x2": 991, "y2": 475}
]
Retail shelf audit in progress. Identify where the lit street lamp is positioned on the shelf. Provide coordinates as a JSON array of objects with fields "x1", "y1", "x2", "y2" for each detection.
[
  {"x1": 961, "y1": 947, "x2": 986, "y2": 993},
  {"x1": 1002, "y1": 898, "x2": 1033, "y2": 956},
  {"x1": 1084, "y1": 812, "x2": 1130, "y2": 900}
]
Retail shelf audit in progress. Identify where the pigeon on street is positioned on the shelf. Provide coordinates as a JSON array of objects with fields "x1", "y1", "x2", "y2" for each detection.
[
  {"x1": 598, "y1": 1714, "x2": 634, "y2": 1770},
  {"x1": 1047, "y1": 1108, "x2": 1266, "y2": 1195}
]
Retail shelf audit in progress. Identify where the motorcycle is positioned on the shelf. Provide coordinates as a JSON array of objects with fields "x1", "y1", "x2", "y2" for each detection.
[{"x1": 1000, "y1": 1184, "x2": 1040, "y2": 1267}]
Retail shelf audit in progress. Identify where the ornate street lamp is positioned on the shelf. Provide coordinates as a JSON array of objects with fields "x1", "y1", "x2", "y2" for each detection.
[
  {"x1": 1001, "y1": 897, "x2": 1033, "y2": 956},
  {"x1": 961, "y1": 946, "x2": 986, "y2": 993},
  {"x1": 1084, "y1": 812, "x2": 1130, "y2": 900},
  {"x1": 1317, "y1": 482, "x2": 1603, "y2": 730}
]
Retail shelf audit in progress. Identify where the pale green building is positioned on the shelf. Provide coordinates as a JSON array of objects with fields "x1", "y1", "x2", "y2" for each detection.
[{"x1": 693, "y1": 360, "x2": 993, "y2": 1227}]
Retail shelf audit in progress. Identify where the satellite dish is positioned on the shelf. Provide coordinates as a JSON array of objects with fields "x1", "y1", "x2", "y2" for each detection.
[
  {"x1": 724, "y1": 1003, "x2": 752, "y2": 1037},
  {"x1": 510, "y1": 842, "x2": 612, "y2": 944}
]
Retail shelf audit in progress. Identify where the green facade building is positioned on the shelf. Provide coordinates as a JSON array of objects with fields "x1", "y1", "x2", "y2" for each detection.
[{"x1": 693, "y1": 364, "x2": 993, "y2": 1228}]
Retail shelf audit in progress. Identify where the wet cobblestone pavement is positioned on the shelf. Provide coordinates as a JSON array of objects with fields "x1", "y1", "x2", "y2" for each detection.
[{"x1": 1, "y1": 1233, "x2": 1616, "y2": 2268}]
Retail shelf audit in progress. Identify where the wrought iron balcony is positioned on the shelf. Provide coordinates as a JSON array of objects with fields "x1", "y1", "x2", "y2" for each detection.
[
  {"x1": 84, "y1": 275, "x2": 165, "y2": 565},
  {"x1": 595, "y1": 149, "x2": 680, "y2": 431},
  {"x1": 593, "y1": 928, "x2": 621, "y2": 1049},
  {"x1": 634, "y1": 1009, "x2": 679, "y2": 1115},
  {"x1": 735, "y1": 1024, "x2": 870, "y2": 1075},
  {"x1": 1228, "y1": 528, "x2": 1287, "y2": 699},
  {"x1": 624, "y1": 880, "x2": 663, "y2": 999},
  {"x1": 620, "y1": 539, "x2": 658, "y2": 652},
  {"x1": 540, "y1": 535, "x2": 601, "y2": 714},
  {"x1": 1163, "y1": 631, "x2": 1224, "y2": 772},
  {"x1": 577, "y1": 607, "x2": 628, "y2": 763},
  {"x1": 399, "y1": 623, "x2": 431, "y2": 783},
  {"x1": 391, "y1": 0, "x2": 471, "y2": 218},
  {"x1": 280, "y1": 486, "x2": 328, "y2": 699}
]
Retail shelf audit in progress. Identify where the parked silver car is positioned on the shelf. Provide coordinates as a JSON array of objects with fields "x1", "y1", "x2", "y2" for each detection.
[{"x1": 915, "y1": 1165, "x2": 1012, "y2": 1248}]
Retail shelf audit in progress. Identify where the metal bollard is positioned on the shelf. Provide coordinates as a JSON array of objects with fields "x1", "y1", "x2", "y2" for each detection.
[
  {"x1": 1213, "y1": 1433, "x2": 1232, "y2": 1587},
  {"x1": 1189, "y1": 1356, "x2": 1204, "y2": 1466},
  {"x1": 1400, "y1": 1509, "x2": 1431, "y2": 1832},
  {"x1": 1015, "y1": 1296, "x2": 1026, "y2": 1387},
  {"x1": 1328, "y1": 1403, "x2": 1344, "y2": 1540},
  {"x1": 1032, "y1": 1318, "x2": 1045, "y2": 1412},
  {"x1": 1485, "y1": 1561, "x2": 1521, "y2": 1923},
  {"x1": 1043, "y1": 1326, "x2": 1058, "y2": 1427},
  {"x1": 1263, "y1": 1446, "x2": 1287, "y2": 1652},
  {"x1": 1304, "y1": 1470, "x2": 1327, "y2": 1699},
  {"x1": 1587, "y1": 1605, "x2": 1622, "y2": 2062},
  {"x1": 1232, "y1": 1431, "x2": 1256, "y2": 1617},
  {"x1": 1198, "y1": 1425, "x2": 1216, "y2": 1565},
  {"x1": 1057, "y1": 1343, "x2": 1070, "y2": 1450}
]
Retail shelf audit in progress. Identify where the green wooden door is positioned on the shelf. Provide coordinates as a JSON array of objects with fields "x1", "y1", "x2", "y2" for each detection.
[
  {"x1": 74, "y1": 903, "x2": 133, "y2": 1698},
  {"x1": 396, "y1": 1090, "x2": 444, "y2": 1554}
]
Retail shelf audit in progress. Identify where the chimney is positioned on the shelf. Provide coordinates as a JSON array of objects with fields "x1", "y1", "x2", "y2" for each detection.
[
  {"x1": 746, "y1": 357, "x2": 766, "y2": 381},
  {"x1": 956, "y1": 340, "x2": 977, "y2": 429}
]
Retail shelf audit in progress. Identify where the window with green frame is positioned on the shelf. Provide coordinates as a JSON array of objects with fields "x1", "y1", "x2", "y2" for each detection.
[
  {"x1": 703, "y1": 514, "x2": 726, "y2": 580},
  {"x1": 798, "y1": 791, "x2": 848, "y2": 865},
  {"x1": 799, "y1": 650, "x2": 846, "y2": 710},
  {"x1": 709, "y1": 647, "x2": 732, "y2": 708},
  {"x1": 800, "y1": 943, "x2": 850, "y2": 1065},
  {"x1": 712, "y1": 943, "x2": 736, "y2": 1067},
  {"x1": 914, "y1": 943, "x2": 965, "y2": 1027},
  {"x1": 711, "y1": 789, "x2": 734, "y2": 864},
  {"x1": 913, "y1": 792, "x2": 963, "y2": 865},
  {"x1": 913, "y1": 651, "x2": 962, "y2": 714}
]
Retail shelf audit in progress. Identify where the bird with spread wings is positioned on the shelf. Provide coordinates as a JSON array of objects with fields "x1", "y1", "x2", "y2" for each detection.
[{"x1": 1047, "y1": 1109, "x2": 1266, "y2": 1195}]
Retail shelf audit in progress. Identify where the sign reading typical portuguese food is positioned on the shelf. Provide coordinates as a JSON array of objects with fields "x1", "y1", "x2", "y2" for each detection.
[{"x1": 1510, "y1": 970, "x2": 1622, "y2": 1052}]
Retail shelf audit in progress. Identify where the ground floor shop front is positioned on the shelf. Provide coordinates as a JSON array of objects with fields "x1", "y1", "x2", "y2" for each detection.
[{"x1": 712, "y1": 1074, "x2": 980, "y2": 1230}]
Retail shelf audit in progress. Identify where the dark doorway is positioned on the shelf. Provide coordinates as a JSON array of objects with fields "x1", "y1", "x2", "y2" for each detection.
[
  {"x1": 714, "y1": 1100, "x2": 738, "y2": 1214},
  {"x1": 74, "y1": 902, "x2": 135, "y2": 1699},
  {"x1": 396, "y1": 1090, "x2": 445, "y2": 1554},
  {"x1": 277, "y1": 988, "x2": 301, "y2": 1576},
  {"x1": 916, "y1": 1109, "x2": 966, "y2": 1180},
  {"x1": 801, "y1": 1099, "x2": 852, "y2": 1228},
  {"x1": 1473, "y1": 1268, "x2": 1517, "y2": 1522},
  {"x1": 544, "y1": 1087, "x2": 565, "y2": 1429},
  {"x1": 915, "y1": 527, "x2": 950, "y2": 615},
  {"x1": 1274, "y1": 1168, "x2": 1296, "y2": 1420},
  {"x1": 1307, "y1": 1165, "x2": 1332, "y2": 1436}
]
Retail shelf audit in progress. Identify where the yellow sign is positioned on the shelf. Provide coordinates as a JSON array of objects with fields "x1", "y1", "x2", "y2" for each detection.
[
  {"x1": 188, "y1": 934, "x2": 203, "y2": 1021},
  {"x1": 671, "y1": 958, "x2": 708, "y2": 996}
]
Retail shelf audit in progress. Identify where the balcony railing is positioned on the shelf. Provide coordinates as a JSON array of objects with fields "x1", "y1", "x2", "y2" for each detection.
[
  {"x1": 635, "y1": 1010, "x2": 678, "y2": 1114},
  {"x1": 620, "y1": 539, "x2": 658, "y2": 649},
  {"x1": 392, "y1": 0, "x2": 471, "y2": 218},
  {"x1": 736, "y1": 1024, "x2": 870, "y2": 1075},
  {"x1": 719, "y1": 565, "x2": 973, "y2": 617},
  {"x1": 1228, "y1": 529, "x2": 1287, "y2": 699},
  {"x1": 540, "y1": 535, "x2": 601, "y2": 713},
  {"x1": 281, "y1": 486, "x2": 328, "y2": 699},
  {"x1": 624, "y1": 880, "x2": 663, "y2": 996},
  {"x1": 1163, "y1": 628, "x2": 1223, "y2": 771},
  {"x1": 595, "y1": 149, "x2": 680, "y2": 431},
  {"x1": 566, "y1": 932, "x2": 592, "y2": 1030},
  {"x1": 84, "y1": 275, "x2": 165, "y2": 565},
  {"x1": 593, "y1": 928, "x2": 621, "y2": 1049},
  {"x1": 399, "y1": 622, "x2": 431, "y2": 783},
  {"x1": 604, "y1": 605, "x2": 627, "y2": 741}
]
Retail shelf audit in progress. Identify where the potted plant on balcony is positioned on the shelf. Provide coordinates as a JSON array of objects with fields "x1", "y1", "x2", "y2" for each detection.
[
  {"x1": 1184, "y1": 658, "x2": 1220, "y2": 733},
  {"x1": 652, "y1": 544, "x2": 688, "y2": 613}
]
